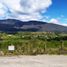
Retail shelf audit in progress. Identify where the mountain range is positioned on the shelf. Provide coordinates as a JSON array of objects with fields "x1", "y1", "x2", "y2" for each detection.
[{"x1": 0, "y1": 19, "x2": 67, "y2": 33}]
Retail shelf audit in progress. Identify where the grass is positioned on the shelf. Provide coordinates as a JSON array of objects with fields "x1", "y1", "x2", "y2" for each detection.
[{"x1": 0, "y1": 32, "x2": 67, "y2": 56}]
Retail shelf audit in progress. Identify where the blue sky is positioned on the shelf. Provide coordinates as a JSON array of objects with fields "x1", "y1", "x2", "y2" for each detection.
[
  {"x1": 45, "y1": 0, "x2": 67, "y2": 24},
  {"x1": 0, "y1": 0, "x2": 67, "y2": 26}
]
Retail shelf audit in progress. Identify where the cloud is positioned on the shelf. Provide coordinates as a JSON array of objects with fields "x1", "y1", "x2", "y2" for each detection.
[
  {"x1": 50, "y1": 18, "x2": 59, "y2": 24},
  {"x1": 0, "y1": 0, "x2": 52, "y2": 21},
  {"x1": 49, "y1": 18, "x2": 67, "y2": 26},
  {"x1": 17, "y1": 13, "x2": 43, "y2": 21},
  {"x1": 62, "y1": 24, "x2": 67, "y2": 26},
  {"x1": 0, "y1": 3, "x2": 8, "y2": 18}
]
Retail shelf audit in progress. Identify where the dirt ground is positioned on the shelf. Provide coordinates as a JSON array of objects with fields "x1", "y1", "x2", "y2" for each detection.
[{"x1": 0, "y1": 55, "x2": 67, "y2": 67}]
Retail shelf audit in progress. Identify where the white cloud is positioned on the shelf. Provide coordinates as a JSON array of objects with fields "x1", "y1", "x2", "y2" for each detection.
[
  {"x1": 20, "y1": 0, "x2": 52, "y2": 13},
  {"x1": 49, "y1": 18, "x2": 67, "y2": 26},
  {"x1": 17, "y1": 13, "x2": 43, "y2": 21},
  {"x1": 62, "y1": 24, "x2": 67, "y2": 26},
  {"x1": 0, "y1": 3, "x2": 7, "y2": 18},
  {"x1": 50, "y1": 18, "x2": 59, "y2": 24},
  {"x1": 0, "y1": 0, "x2": 21, "y2": 12},
  {"x1": 0, "y1": 0, "x2": 52, "y2": 21}
]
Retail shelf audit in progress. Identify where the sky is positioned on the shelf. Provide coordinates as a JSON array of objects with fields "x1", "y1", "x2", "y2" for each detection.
[{"x1": 0, "y1": 0, "x2": 67, "y2": 26}]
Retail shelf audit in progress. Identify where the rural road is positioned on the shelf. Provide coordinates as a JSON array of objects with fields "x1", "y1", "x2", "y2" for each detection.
[{"x1": 0, "y1": 55, "x2": 67, "y2": 67}]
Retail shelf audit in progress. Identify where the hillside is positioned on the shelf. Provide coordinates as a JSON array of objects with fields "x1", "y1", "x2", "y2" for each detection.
[{"x1": 0, "y1": 19, "x2": 67, "y2": 33}]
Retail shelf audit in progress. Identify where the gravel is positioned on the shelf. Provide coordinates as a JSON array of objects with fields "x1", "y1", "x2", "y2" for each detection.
[{"x1": 0, "y1": 55, "x2": 67, "y2": 67}]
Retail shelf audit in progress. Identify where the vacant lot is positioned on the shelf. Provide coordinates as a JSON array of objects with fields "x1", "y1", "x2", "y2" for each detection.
[{"x1": 0, "y1": 55, "x2": 67, "y2": 67}]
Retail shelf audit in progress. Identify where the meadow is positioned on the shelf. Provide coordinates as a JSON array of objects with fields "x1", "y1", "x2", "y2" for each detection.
[{"x1": 0, "y1": 32, "x2": 67, "y2": 56}]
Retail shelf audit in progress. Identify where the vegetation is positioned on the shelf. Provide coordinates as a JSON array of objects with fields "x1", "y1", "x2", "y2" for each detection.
[{"x1": 0, "y1": 32, "x2": 67, "y2": 56}]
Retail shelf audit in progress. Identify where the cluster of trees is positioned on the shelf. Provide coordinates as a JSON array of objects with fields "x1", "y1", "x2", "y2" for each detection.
[{"x1": 0, "y1": 32, "x2": 67, "y2": 56}]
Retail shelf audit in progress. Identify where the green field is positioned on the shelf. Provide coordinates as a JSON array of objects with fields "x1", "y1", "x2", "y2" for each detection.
[{"x1": 0, "y1": 32, "x2": 67, "y2": 56}]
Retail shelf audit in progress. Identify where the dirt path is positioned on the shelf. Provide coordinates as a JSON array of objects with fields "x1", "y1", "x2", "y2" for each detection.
[{"x1": 0, "y1": 55, "x2": 67, "y2": 67}]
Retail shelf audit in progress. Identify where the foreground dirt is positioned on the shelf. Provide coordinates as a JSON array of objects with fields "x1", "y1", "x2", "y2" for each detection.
[{"x1": 0, "y1": 55, "x2": 67, "y2": 67}]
